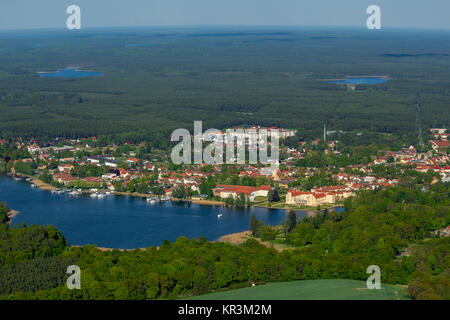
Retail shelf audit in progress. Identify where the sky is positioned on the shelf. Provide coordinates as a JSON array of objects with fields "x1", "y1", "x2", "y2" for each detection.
[{"x1": 0, "y1": 0, "x2": 449, "y2": 30}]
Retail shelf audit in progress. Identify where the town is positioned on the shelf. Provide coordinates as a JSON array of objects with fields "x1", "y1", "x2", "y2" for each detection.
[{"x1": 1, "y1": 126, "x2": 448, "y2": 210}]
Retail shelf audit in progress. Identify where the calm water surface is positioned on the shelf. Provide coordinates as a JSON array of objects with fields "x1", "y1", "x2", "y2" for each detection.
[
  {"x1": 39, "y1": 67, "x2": 103, "y2": 79},
  {"x1": 1, "y1": 178, "x2": 314, "y2": 249},
  {"x1": 329, "y1": 77, "x2": 388, "y2": 85}
]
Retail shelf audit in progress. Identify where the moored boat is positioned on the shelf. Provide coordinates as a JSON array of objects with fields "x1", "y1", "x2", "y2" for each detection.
[{"x1": 147, "y1": 197, "x2": 160, "y2": 204}]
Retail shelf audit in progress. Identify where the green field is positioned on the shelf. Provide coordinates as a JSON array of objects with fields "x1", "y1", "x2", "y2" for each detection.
[{"x1": 186, "y1": 279, "x2": 410, "y2": 300}]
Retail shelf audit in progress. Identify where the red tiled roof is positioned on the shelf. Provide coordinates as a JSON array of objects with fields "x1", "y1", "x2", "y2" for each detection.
[
  {"x1": 431, "y1": 140, "x2": 450, "y2": 148},
  {"x1": 314, "y1": 185, "x2": 347, "y2": 191},
  {"x1": 53, "y1": 173, "x2": 78, "y2": 181},
  {"x1": 83, "y1": 176, "x2": 102, "y2": 183},
  {"x1": 289, "y1": 190, "x2": 312, "y2": 197},
  {"x1": 214, "y1": 185, "x2": 272, "y2": 195}
]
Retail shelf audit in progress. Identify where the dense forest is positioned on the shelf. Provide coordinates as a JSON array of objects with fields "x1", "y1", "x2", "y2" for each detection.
[
  {"x1": 0, "y1": 184, "x2": 448, "y2": 300},
  {"x1": 0, "y1": 27, "x2": 449, "y2": 146},
  {"x1": 0, "y1": 203, "x2": 9, "y2": 224}
]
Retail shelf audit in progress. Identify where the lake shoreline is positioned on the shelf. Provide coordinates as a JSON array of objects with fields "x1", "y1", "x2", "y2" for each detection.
[
  {"x1": 68, "y1": 230, "x2": 253, "y2": 251},
  {"x1": 216, "y1": 230, "x2": 251, "y2": 244},
  {"x1": 70, "y1": 245, "x2": 150, "y2": 252},
  {"x1": 37, "y1": 66, "x2": 104, "y2": 78},
  {"x1": 192, "y1": 199, "x2": 225, "y2": 206},
  {"x1": 31, "y1": 178, "x2": 59, "y2": 191},
  {"x1": 8, "y1": 175, "x2": 341, "y2": 214},
  {"x1": 9, "y1": 173, "x2": 59, "y2": 191},
  {"x1": 253, "y1": 203, "x2": 321, "y2": 214},
  {"x1": 6, "y1": 210, "x2": 19, "y2": 224},
  {"x1": 11, "y1": 174, "x2": 227, "y2": 206},
  {"x1": 216, "y1": 230, "x2": 295, "y2": 252},
  {"x1": 2, "y1": 176, "x2": 293, "y2": 249}
]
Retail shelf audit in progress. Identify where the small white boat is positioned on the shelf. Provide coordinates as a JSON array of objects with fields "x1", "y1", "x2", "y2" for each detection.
[
  {"x1": 68, "y1": 191, "x2": 81, "y2": 196},
  {"x1": 30, "y1": 184, "x2": 36, "y2": 188},
  {"x1": 217, "y1": 213, "x2": 223, "y2": 219},
  {"x1": 97, "y1": 193, "x2": 105, "y2": 199},
  {"x1": 13, "y1": 177, "x2": 22, "y2": 181},
  {"x1": 147, "y1": 197, "x2": 160, "y2": 204},
  {"x1": 90, "y1": 193, "x2": 98, "y2": 198}
]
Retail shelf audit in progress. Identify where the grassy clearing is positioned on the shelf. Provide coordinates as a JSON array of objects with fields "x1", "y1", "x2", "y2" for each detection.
[{"x1": 216, "y1": 231, "x2": 295, "y2": 252}]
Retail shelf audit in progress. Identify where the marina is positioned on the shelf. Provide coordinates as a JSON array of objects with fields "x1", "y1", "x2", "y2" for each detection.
[{"x1": 1, "y1": 177, "x2": 314, "y2": 249}]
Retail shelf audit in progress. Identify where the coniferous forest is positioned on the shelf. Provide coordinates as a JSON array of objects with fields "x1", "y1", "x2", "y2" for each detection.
[{"x1": 0, "y1": 27, "x2": 449, "y2": 146}]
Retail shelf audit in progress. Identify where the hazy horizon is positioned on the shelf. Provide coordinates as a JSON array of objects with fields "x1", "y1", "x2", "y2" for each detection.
[
  {"x1": 1, "y1": 0, "x2": 449, "y2": 31},
  {"x1": 1, "y1": 24, "x2": 450, "y2": 34}
]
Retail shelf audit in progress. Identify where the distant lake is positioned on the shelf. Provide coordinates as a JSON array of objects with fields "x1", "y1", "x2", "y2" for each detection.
[
  {"x1": 1, "y1": 178, "x2": 318, "y2": 249},
  {"x1": 328, "y1": 77, "x2": 388, "y2": 85},
  {"x1": 39, "y1": 67, "x2": 103, "y2": 79},
  {"x1": 125, "y1": 43, "x2": 151, "y2": 47}
]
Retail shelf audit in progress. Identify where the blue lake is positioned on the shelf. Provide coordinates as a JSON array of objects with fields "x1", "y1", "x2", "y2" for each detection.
[
  {"x1": 39, "y1": 67, "x2": 103, "y2": 79},
  {"x1": 1, "y1": 178, "x2": 316, "y2": 249},
  {"x1": 125, "y1": 43, "x2": 151, "y2": 47},
  {"x1": 329, "y1": 77, "x2": 388, "y2": 85}
]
